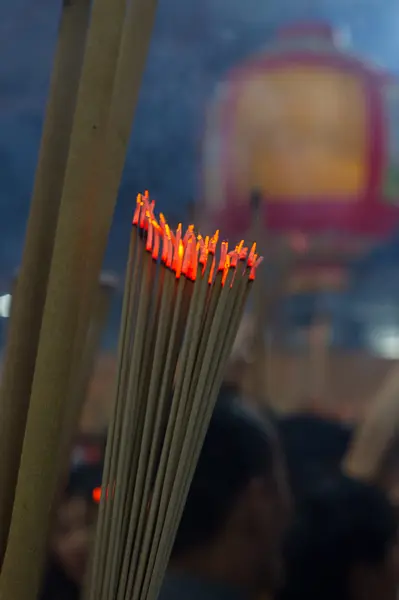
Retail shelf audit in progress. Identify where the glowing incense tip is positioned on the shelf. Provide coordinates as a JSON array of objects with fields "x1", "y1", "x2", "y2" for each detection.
[
  {"x1": 159, "y1": 213, "x2": 166, "y2": 229},
  {"x1": 175, "y1": 240, "x2": 185, "y2": 279},
  {"x1": 208, "y1": 257, "x2": 216, "y2": 284},
  {"x1": 221, "y1": 256, "x2": 231, "y2": 287},
  {"x1": 161, "y1": 228, "x2": 169, "y2": 264},
  {"x1": 249, "y1": 256, "x2": 264, "y2": 280},
  {"x1": 218, "y1": 241, "x2": 228, "y2": 271},
  {"x1": 183, "y1": 225, "x2": 195, "y2": 245},
  {"x1": 152, "y1": 226, "x2": 160, "y2": 260},
  {"x1": 209, "y1": 231, "x2": 219, "y2": 255},
  {"x1": 239, "y1": 246, "x2": 249, "y2": 261},
  {"x1": 132, "y1": 195, "x2": 143, "y2": 225},
  {"x1": 146, "y1": 217, "x2": 154, "y2": 251},
  {"x1": 247, "y1": 243, "x2": 257, "y2": 267},
  {"x1": 182, "y1": 237, "x2": 195, "y2": 280},
  {"x1": 132, "y1": 192, "x2": 263, "y2": 284},
  {"x1": 199, "y1": 236, "x2": 209, "y2": 266}
]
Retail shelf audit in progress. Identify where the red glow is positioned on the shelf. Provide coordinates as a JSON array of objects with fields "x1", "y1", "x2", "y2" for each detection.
[
  {"x1": 152, "y1": 225, "x2": 160, "y2": 260},
  {"x1": 92, "y1": 487, "x2": 101, "y2": 504},
  {"x1": 228, "y1": 241, "x2": 244, "y2": 268},
  {"x1": 188, "y1": 240, "x2": 199, "y2": 281},
  {"x1": 132, "y1": 195, "x2": 143, "y2": 226},
  {"x1": 183, "y1": 225, "x2": 195, "y2": 245},
  {"x1": 221, "y1": 256, "x2": 231, "y2": 286},
  {"x1": 146, "y1": 218, "x2": 154, "y2": 251},
  {"x1": 239, "y1": 246, "x2": 249, "y2": 261},
  {"x1": 175, "y1": 240, "x2": 185, "y2": 278},
  {"x1": 249, "y1": 256, "x2": 264, "y2": 280},
  {"x1": 218, "y1": 241, "x2": 228, "y2": 271},
  {"x1": 182, "y1": 237, "x2": 193, "y2": 278},
  {"x1": 208, "y1": 257, "x2": 216, "y2": 284},
  {"x1": 209, "y1": 231, "x2": 219, "y2": 255},
  {"x1": 172, "y1": 225, "x2": 182, "y2": 272},
  {"x1": 247, "y1": 243, "x2": 257, "y2": 267},
  {"x1": 165, "y1": 226, "x2": 173, "y2": 268},
  {"x1": 199, "y1": 236, "x2": 210, "y2": 266},
  {"x1": 132, "y1": 191, "x2": 263, "y2": 285}
]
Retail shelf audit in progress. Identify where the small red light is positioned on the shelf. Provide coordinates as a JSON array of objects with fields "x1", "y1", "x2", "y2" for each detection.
[{"x1": 92, "y1": 487, "x2": 101, "y2": 504}]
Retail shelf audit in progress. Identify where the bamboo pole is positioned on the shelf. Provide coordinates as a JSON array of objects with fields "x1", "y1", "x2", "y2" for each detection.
[
  {"x1": 68, "y1": 273, "x2": 118, "y2": 436},
  {"x1": 343, "y1": 364, "x2": 399, "y2": 481},
  {"x1": 0, "y1": 0, "x2": 91, "y2": 562},
  {"x1": 51, "y1": 0, "x2": 159, "y2": 535},
  {"x1": 0, "y1": 0, "x2": 158, "y2": 595},
  {"x1": 67, "y1": 0, "x2": 159, "y2": 443}
]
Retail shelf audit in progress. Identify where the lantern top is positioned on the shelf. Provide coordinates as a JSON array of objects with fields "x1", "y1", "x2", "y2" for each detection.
[
  {"x1": 278, "y1": 22, "x2": 335, "y2": 42},
  {"x1": 202, "y1": 21, "x2": 399, "y2": 241},
  {"x1": 276, "y1": 22, "x2": 351, "y2": 51}
]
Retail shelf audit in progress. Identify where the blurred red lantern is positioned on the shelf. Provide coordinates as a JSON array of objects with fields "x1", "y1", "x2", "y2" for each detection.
[{"x1": 203, "y1": 22, "x2": 399, "y2": 248}]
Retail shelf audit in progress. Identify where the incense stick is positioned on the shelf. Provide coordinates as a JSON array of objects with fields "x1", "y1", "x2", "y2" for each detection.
[
  {"x1": 89, "y1": 231, "x2": 140, "y2": 600},
  {"x1": 60, "y1": 273, "x2": 117, "y2": 470},
  {"x1": 87, "y1": 194, "x2": 262, "y2": 600},
  {"x1": 343, "y1": 364, "x2": 399, "y2": 481},
  {"x1": 0, "y1": 0, "x2": 90, "y2": 561},
  {"x1": 147, "y1": 262, "x2": 254, "y2": 595}
]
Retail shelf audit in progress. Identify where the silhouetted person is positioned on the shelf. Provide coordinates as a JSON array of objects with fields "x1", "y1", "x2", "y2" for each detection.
[
  {"x1": 278, "y1": 474, "x2": 399, "y2": 600},
  {"x1": 276, "y1": 413, "x2": 353, "y2": 500}
]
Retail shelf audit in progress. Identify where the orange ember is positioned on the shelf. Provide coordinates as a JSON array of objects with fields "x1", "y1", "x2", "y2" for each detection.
[
  {"x1": 218, "y1": 241, "x2": 228, "y2": 271},
  {"x1": 92, "y1": 487, "x2": 102, "y2": 504},
  {"x1": 132, "y1": 193, "x2": 263, "y2": 284}
]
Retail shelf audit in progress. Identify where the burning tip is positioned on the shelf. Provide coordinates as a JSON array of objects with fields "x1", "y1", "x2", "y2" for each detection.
[
  {"x1": 249, "y1": 256, "x2": 264, "y2": 280},
  {"x1": 132, "y1": 191, "x2": 263, "y2": 284}
]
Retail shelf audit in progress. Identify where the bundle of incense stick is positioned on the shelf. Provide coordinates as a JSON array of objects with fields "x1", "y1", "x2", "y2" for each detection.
[{"x1": 87, "y1": 192, "x2": 262, "y2": 600}]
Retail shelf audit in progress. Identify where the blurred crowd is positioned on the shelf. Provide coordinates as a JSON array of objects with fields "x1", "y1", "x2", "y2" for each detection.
[{"x1": 39, "y1": 381, "x2": 399, "y2": 600}]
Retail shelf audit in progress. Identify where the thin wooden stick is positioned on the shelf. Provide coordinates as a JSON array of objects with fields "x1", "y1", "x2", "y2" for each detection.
[
  {"x1": 146, "y1": 274, "x2": 255, "y2": 600},
  {"x1": 103, "y1": 252, "x2": 155, "y2": 600},
  {"x1": 73, "y1": 274, "x2": 118, "y2": 422},
  {"x1": 0, "y1": 0, "x2": 90, "y2": 561},
  {"x1": 53, "y1": 273, "x2": 117, "y2": 547},
  {"x1": 89, "y1": 231, "x2": 139, "y2": 600},
  {"x1": 124, "y1": 275, "x2": 190, "y2": 600},
  {"x1": 149, "y1": 268, "x2": 251, "y2": 595},
  {"x1": 142, "y1": 257, "x2": 253, "y2": 598},
  {"x1": 117, "y1": 271, "x2": 175, "y2": 600},
  {"x1": 61, "y1": 273, "x2": 117, "y2": 466}
]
